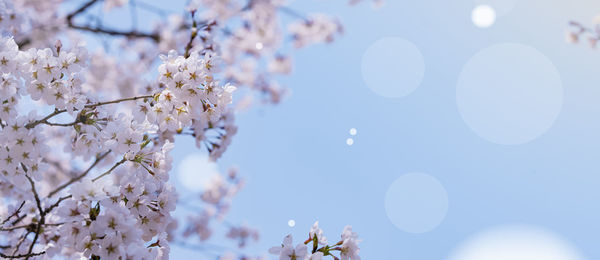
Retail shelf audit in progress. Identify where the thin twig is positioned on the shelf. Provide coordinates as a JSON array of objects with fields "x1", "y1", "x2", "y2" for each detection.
[
  {"x1": 1, "y1": 201, "x2": 25, "y2": 226},
  {"x1": 10, "y1": 232, "x2": 29, "y2": 257},
  {"x1": 26, "y1": 94, "x2": 154, "y2": 130},
  {"x1": 0, "y1": 251, "x2": 45, "y2": 259},
  {"x1": 44, "y1": 196, "x2": 72, "y2": 214},
  {"x1": 91, "y1": 158, "x2": 127, "y2": 182},
  {"x1": 47, "y1": 151, "x2": 111, "y2": 197},
  {"x1": 65, "y1": 0, "x2": 160, "y2": 42},
  {"x1": 84, "y1": 95, "x2": 153, "y2": 108},
  {"x1": 25, "y1": 109, "x2": 66, "y2": 129},
  {"x1": 66, "y1": 0, "x2": 100, "y2": 21},
  {"x1": 130, "y1": 0, "x2": 138, "y2": 30},
  {"x1": 42, "y1": 121, "x2": 79, "y2": 127},
  {"x1": 279, "y1": 6, "x2": 309, "y2": 22},
  {"x1": 68, "y1": 24, "x2": 160, "y2": 41},
  {"x1": 0, "y1": 222, "x2": 65, "y2": 232},
  {"x1": 136, "y1": 1, "x2": 170, "y2": 16}
]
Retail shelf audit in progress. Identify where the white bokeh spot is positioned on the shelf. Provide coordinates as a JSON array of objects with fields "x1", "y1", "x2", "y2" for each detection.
[
  {"x1": 361, "y1": 37, "x2": 425, "y2": 98},
  {"x1": 177, "y1": 153, "x2": 220, "y2": 192},
  {"x1": 349, "y1": 128, "x2": 357, "y2": 136},
  {"x1": 457, "y1": 43, "x2": 563, "y2": 145},
  {"x1": 472, "y1": 5, "x2": 496, "y2": 28},
  {"x1": 288, "y1": 219, "x2": 296, "y2": 227},
  {"x1": 447, "y1": 224, "x2": 586, "y2": 260},
  {"x1": 346, "y1": 138, "x2": 354, "y2": 146},
  {"x1": 385, "y1": 172, "x2": 448, "y2": 234}
]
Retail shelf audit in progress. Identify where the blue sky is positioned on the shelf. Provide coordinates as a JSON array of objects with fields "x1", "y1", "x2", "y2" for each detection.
[{"x1": 71, "y1": 0, "x2": 600, "y2": 259}]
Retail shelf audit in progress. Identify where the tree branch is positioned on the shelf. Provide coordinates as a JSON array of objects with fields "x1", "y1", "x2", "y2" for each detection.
[
  {"x1": 66, "y1": 0, "x2": 100, "y2": 22},
  {"x1": 66, "y1": 0, "x2": 160, "y2": 42},
  {"x1": 44, "y1": 196, "x2": 72, "y2": 215},
  {"x1": 68, "y1": 24, "x2": 160, "y2": 41},
  {"x1": 24, "y1": 175, "x2": 44, "y2": 260},
  {"x1": 25, "y1": 109, "x2": 66, "y2": 129},
  {"x1": 26, "y1": 94, "x2": 154, "y2": 130},
  {"x1": 0, "y1": 251, "x2": 45, "y2": 259},
  {"x1": 84, "y1": 95, "x2": 153, "y2": 108},
  {"x1": 91, "y1": 157, "x2": 127, "y2": 182}
]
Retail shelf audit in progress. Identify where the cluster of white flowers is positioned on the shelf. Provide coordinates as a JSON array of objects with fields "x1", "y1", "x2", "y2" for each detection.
[
  {"x1": 0, "y1": 0, "x2": 22, "y2": 35},
  {"x1": 142, "y1": 50, "x2": 237, "y2": 159},
  {"x1": 188, "y1": 0, "x2": 242, "y2": 22},
  {"x1": 0, "y1": 0, "x2": 64, "y2": 48},
  {"x1": 270, "y1": 222, "x2": 361, "y2": 260},
  {"x1": 51, "y1": 165, "x2": 176, "y2": 258},
  {"x1": 348, "y1": 0, "x2": 384, "y2": 8},
  {"x1": 226, "y1": 223, "x2": 260, "y2": 248},
  {"x1": 183, "y1": 168, "x2": 246, "y2": 237},
  {"x1": 0, "y1": 0, "x2": 366, "y2": 259},
  {"x1": 0, "y1": 35, "x2": 183, "y2": 258},
  {"x1": 288, "y1": 15, "x2": 343, "y2": 48},
  {"x1": 0, "y1": 34, "x2": 237, "y2": 258},
  {"x1": 103, "y1": 0, "x2": 128, "y2": 11}
]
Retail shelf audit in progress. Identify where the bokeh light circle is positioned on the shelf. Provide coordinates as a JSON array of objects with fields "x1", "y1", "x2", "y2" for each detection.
[
  {"x1": 349, "y1": 128, "x2": 357, "y2": 136},
  {"x1": 177, "y1": 153, "x2": 220, "y2": 192},
  {"x1": 361, "y1": 37, "x2": 425, "y2": 98},
  {"x1": 346, "y1": 138, "x2": 354, "y2": 146},
  {"x1": 384, "y1": 172, "x2": 448, "y2": 233},
  {"x1": 447, "y1": 224, "x2": 586, "y2": 260},
  {"x1": 457, "y1": 43, "x2": 563, "y2": 145},
  {"x1": 471, "y1": 5, "x2": 496, "y2": 28},
  {"x1": 288, "y1": 219, "x2": 296, "y2": 227}
]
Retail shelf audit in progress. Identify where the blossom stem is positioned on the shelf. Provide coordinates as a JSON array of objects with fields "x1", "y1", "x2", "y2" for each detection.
[
  {"x1": 279, "y1": 6, "x2": 309, "y2": 22},
  {"x1": 26, "y1": 94, "x2": 154, "y2": 130},
  {"x1": 25, "y1": 109, "x2": 66, "y2": 129},
  {"x1": 84, "y1": 94, "x2": 154, "y2": 108},
  {"x1": 91, "y1": 157, "x2": 127, "y2": 182},
  {"x1": 47, "y1": 151, "x2": 111, "y2": 197}
]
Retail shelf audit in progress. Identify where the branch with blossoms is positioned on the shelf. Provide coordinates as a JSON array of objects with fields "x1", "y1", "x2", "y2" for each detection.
[
  {"x1": 0, "y1": 32, "x2": 238, "y2": 260},
  {"x1": 567, "y1": 20, "x2": 600, "y2": 48},
  {"x1": 0, "y1": 0, "x2": 376, "y2": 259},
  {"x1": 269, "y1": 222, "x2": 361, "y2": 260}
]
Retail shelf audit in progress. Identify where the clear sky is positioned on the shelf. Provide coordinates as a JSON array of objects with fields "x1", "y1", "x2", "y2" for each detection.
[{"x1": 71, "y1": 0, "x2": 600, "y2": 259}]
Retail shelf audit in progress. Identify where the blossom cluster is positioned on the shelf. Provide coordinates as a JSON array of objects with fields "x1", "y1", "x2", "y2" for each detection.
[
  {"x1": 0, "y1": 33, "x2": 235, "y2": 258},
  {"x1": 0, "y1": 0, "x2": 368, "y2": 259},
  {"x1": 0, "y1": 35, "x2": 205, "y2": 259},
  {"x1": 270, "y1": 222, "x2": 361, "y2": 260},
  {"x1": 182, "y1": 168, "x2": 257, "y2": 245}
]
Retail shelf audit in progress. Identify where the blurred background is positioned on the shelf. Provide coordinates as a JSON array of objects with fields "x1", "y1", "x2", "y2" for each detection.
[{"x1": 74, "y1": 0, "x2": 600, "y2": 258}]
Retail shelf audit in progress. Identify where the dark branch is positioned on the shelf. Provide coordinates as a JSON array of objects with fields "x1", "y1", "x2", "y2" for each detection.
[
  {"x1": 0, "y1": 251, "x2": 45, "y2": 259},
  {"x1": 67, "y1": 24, "x2": 160, "y2": 41},
  {"x1": 24, "y1": 175, "x2": 44, "y2": 260},
  {"x1": 66, "y1": 0, "x2": 100, "y2": 21},
  {"x1": 65, "y1": 0, "x2": 160, "y2": 42}
]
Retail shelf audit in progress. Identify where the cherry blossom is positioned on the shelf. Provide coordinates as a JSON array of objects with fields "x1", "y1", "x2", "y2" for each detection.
[
  {"x1": 0, "y1": 0, "x2": 367, "y2": 259},
  {"x1": 270, "y1": 223, "x2": 361, "y2": 260}
]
